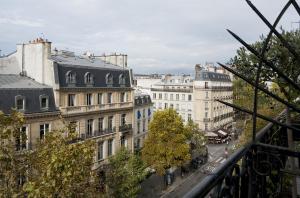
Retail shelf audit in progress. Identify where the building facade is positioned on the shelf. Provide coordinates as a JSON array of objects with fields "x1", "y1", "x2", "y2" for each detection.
[
  {"x1": 133, "y1": 93, "x2": 153, "y2": 152},
  {"x1": 149, "y1": 65, "x2": 233, "y2": 133},
  {"x1": 0, "y1": 38, "x2": 135, "y2": 168}
]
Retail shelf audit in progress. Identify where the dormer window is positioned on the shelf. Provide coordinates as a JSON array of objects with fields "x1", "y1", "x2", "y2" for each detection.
[
  {"x1": 84, "y1": 72, "x2": 94, "y2": 85},
  {"x1": 15, "y1": 95, "x2": 25, "y2": 111},
  {"x1": 106, "y1": 73, "x2": 113, "y2": 85},
  {"x1": 40, "y1": 95, "x2": 49, "y2": 110},
  {"x1": 66, "y1": 71, "x2": 76, "y2": 84},
  {"x1": 119, "y1": 74, "x2": 126, "y2": 85}
]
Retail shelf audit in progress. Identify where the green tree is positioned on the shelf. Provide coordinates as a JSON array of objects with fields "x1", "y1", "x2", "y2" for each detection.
[
  {"x1": 142, "y1": 108, "x2": 191, "y2": 175},
  {"x1": 0, "y1": 110, "x2": 27, "y2": 197},
  {"x1": 23, "y1": 123, "x2": 97, "y2": 197},
  {"x1": 185, "y1": 120, "x2": 207, "y2": 156},
  {"x1": 106, "y1": 148, "x2": 146, "y2": 198}
]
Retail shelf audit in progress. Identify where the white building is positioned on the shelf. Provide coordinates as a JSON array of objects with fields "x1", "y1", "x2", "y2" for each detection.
[
  {"x1": 133, "y1": 92, "x2": 153, "y2": 151},
  {"x1": 134, "y1": 74, "x2": 162, "y2": 95},
  {"x1": 150, "y1": 65, "x2": 234, "y2": 133}
]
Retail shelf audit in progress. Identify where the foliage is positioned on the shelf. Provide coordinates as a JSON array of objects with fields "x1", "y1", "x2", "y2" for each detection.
[
  {"x1": 185, "y1": 120, "x2": 207, "y2": 156},
  {"x1": 106, "y1": 148, "x2": 146, "y2": 198},
  {"x1": 142, "y1": 108, "x2": 191, "y2": 175},
  {"x1": 23, "y1": 123, "x2": 97, "y2": 197},
  {"x1": 231, "y1": 29, "x2": 300, "y2": 102},
  {"x1": 0, "y1": 110, "x2": 26, "y2": 197}
]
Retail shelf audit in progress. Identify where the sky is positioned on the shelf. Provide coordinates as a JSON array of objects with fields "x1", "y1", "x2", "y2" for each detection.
[{"x1": 0, "y1": 0, "x2": 299, "y2": 74}]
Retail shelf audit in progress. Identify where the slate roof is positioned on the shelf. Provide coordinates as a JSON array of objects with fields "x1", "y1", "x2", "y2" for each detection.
[
  {"x1": 195, "y1": 71, "x2": 231, "y2": 82},
  {"x1": 0, "y1": 74, "x2": 58, "y2": 114}
]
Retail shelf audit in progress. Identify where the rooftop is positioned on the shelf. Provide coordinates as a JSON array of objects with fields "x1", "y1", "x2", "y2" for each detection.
[{"x1": 0, "y1": 74, "x2": 51, "y2": 89}]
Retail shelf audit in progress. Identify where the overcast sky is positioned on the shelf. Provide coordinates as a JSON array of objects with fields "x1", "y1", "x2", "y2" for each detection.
[{"x1": 0, "y1": 0, "x2": 299, "y2": 74}]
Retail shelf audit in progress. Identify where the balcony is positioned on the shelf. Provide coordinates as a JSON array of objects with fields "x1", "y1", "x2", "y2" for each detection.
[
  {"x1": 79, "y1": 127, "x2": 116, "y2": 140},
  {"x1": 60, "y1": 102, "x2": 133, "y2": 114},
  {"x1": 119, "y1": 124, "x2": 133, "y2": 133},
  {"x1": 151, "y1": 87, "x2": 193, "y2": 93}
]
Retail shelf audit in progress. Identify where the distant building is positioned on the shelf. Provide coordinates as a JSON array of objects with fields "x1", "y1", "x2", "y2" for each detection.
[
  {"x1": 134, "y1": 74, "x2": 162, "y2": 95},
  {"x1": 0, "y1": 38, "x2": 135, "y2": 169},
  {"x1": 150, "y1": 64, "x2": 233, "y2": 133},
  {"x1": 133, "y1": 92, "x2": 153, "y2": 152}
]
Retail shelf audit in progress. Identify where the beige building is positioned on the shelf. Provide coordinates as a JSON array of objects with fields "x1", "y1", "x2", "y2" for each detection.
[
  {"x1": 150, "y1": 65, "x2": 233, "y2": 133},
  {"x1": 0, "y1": 38, "x2": 135, "y2": 168}
]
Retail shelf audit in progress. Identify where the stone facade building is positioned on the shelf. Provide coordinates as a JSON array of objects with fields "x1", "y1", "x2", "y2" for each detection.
[{"x1": 0, "y1": 38, "x2": 135, "y2": 168}]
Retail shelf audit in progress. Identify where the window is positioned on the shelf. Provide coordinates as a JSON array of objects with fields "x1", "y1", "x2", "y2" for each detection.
[
  {"x1": 137, "y1": 121, "x2": 141, "y2": 134},
  {"x1": 107, "y1": 93, "x2": 112, "y2": 104},
  {"x1": 98, "y1": 93, "x2": 103, "y2": 104},
  {"x1": 108, "y1": 116, "x2": 113, "y2": 131},
  {"x1": 164, "y1": 93, "x2": 168, "y2": 100},
  {"x1": 188, "y1": 114, "x2": 192, "y2": 121},
  {"x1": 40, "y1": 123, "x2": 49, "y2": 139},
  {"x1": 170, "y1": 94, "x2": 173, "y2": 100},
  {"x1": 181, "y1": 104, "x2": 186, "y2": 111},
  {"x1": 86, "y1": 93, "x2": 92, "y2": 105},
  {"x1": 97, "y1": 142, "x2": 104, "y2": 160},
  {"x1": 205, "y1": 123, "x2": 208, "y2": 131},
  {"x1": 136, "y1": 138, "x2": 141, "y2": 149},
  {"x1": 205, "y1": 112, "x2": 208, "y2": 118},
  {"x1": 205, "y1": 82, "x2": 208, "y2": 89},
  {"x1": 84, "y1": 72, "x2": 93, "y2": 84},
  {"x1": 16, "y1": 126, "x2": 27, "y2": 151},
  {"x1": 121, "y1": 136, "x2": 126, "y2": 147},
  {"x1": 106, "y1": 73, "x2": 113, "y2": 85},
  {"x1": 107, "y1": 139, "x2": 113, "y2": 156},
  {"x1": 68, "y1": 94, "x2": 75, "y2": 107},
  {"x1": 205, "y1": 102, "x2": 208, "y2": 109},
  {"x1": 170, "y1": 103, "x2": 174, "y2": 109},
  {"x1": 87, "y1": 119, "x2": 93, "y2": 137},
  {"x1": 158, "y1": 102, "x2": 162, "y2": 109},
  {"x1": 119, "y1": 74, "x2": 126, "y2": 85},
  {"x1": 121, "y1": 114, "x2": 126, "y2": 126},
  {"x1": 176, "y1": 94, "x2": 179, "y2": 101},
  {"x1": 66, "y1": 71, "x2": 76, "y2": 84},
  {"x1": 164, "y1": 103, "x2": 168, "y2": 109},
  {"x1": 143, "y1": 109, "x2": 145, "y2": 118},
  {"x1": 176, "y1": 104, "x2": 179, "y2": 110},
  {"x1": 206, "y1": 91, "x2": 209, "y2": 99},
  {"x1": 143, "y1": 120, "x2": 146, "y2": 132},
  {"x1": 120, "y1": 92, "x2": 125, "y2": 102},
  {"x1": 159, "y1": 93, "x2": 162, "y2": 99},
  {"x1": 153, "y1": 93, "x2": 156, "y2": 99},
  {"x1": 40, "y1": 95, "x2": 49, "y2": 110},
  {"x1": 15, "y1": 96, "x2": 25, "y2": 110},
  {"x1": 188, "y1": 95, "x2": 192, "y2": 101},
  {"x1": 182, "y1": 94, "x2": 185, "y2": 101},
  {"x1": 98, "y1": 118, "x2": 104, "y2": 132}
]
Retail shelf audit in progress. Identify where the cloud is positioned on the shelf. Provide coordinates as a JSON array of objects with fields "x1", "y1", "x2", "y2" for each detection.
[{"x1": 0, "y1": 17, "x2": 44, "y2": 27}]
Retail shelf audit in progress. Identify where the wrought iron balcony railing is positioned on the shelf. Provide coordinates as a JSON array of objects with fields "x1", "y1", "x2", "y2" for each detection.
[{"x1": 119, "y1": 124, "x2": 133, "y2": 132}]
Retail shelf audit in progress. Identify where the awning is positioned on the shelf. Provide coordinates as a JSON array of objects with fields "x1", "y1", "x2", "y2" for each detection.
[
  {"x1": 218, "y1": 130, "x2": 227, "y2": 136},
  {"x1": 205, "y1": 132, "x2": 218, "y2": 137}
]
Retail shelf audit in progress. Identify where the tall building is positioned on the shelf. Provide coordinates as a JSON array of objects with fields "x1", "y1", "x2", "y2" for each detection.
[
  {"x1": 150, "y1": 64, "x2": 233, "y2": 133},
  {"x1": 0, "y1": 38, "x2": 135, "y2": 169},
  {"x1": 133, "y1": 92, "x2": 153, "y2": 152}
]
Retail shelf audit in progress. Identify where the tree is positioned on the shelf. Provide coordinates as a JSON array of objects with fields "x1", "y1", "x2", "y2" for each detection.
[
  {"x1": 185, "y1": 120, "x2": 207, "y2": 156},
  {"x1": 106, "y1": 148, "x2": 146, "y2": 198},
  {"x1": 0, "y1": 110, "x2": 27, "y2": 197},
  {"x1": 142, "y1": 108, "x2": 191, "y2": 175},
  {"x1": 23, "y1": 123, "x2": 97, "y2": 197}
]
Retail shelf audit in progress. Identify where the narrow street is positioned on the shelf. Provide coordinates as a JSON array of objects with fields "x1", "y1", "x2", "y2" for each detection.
[{"x1": 160, "y1": 143, "x2": 228, "y2": 198}]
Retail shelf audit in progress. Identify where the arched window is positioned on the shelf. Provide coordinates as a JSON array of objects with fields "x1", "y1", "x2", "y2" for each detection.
[
  {"x1": 66, "y1": 71, "x2": 76, "y2": 84},
  {"x1": 106, "y1": 73, "x2": 113, "y2": 85},
  {"x1": 84, "y1": 72, "x2": 94, "y2": 84},
  {"x1": 119, "y1": 74, "x2": 126, "y2": 85}
]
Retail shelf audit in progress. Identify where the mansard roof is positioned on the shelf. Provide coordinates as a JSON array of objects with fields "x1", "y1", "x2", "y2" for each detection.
[{"x1": 195, "y1": 71, "x2": 231, "y2": 82}]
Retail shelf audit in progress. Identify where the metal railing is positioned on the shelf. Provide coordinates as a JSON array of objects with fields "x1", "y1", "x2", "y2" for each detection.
[{"x1": 119, "y1": 124, "x2": 133, "y2": 132}]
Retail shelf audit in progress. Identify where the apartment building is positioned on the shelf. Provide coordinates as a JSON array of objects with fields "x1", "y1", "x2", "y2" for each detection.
[
  {"x1": 0, "y1": 74, "x2": 63, "y2": 150},
  {"x1": 0, "y1": 38, "x2": 134, "y2": 168},
  {"x1": 150, "y1": 65, "x2": 233, "y2": 133},
  {"x1": 133, "y1": 92, "x2": 153, "y2": 152}
]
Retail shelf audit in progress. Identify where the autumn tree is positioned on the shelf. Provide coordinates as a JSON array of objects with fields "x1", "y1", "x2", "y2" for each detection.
[
  {"x1": 142, "y1": 108, "x2": 191, "y2": 175},
  {"x1": 23, "y1": 123, "x2": 97, "y2": 197},
  {"x1": 185, "y1": 120, "x2": 207, "y2": 156},
  {"x1": 0, "y1": 110, "x2": 27, "y2": 197},
  {"x1": 106, "y1": 148, "x2": 146, "y2": 198}
]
